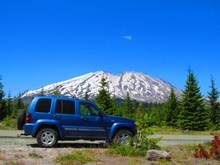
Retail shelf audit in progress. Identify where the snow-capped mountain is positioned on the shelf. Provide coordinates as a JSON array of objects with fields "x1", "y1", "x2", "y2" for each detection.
[{"x1": 22, "y1": 71, "x2": 181, "y2": 103}]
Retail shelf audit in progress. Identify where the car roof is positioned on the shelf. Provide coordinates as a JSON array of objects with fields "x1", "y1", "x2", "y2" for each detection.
[
  {"x1": 34, "y1": 95, "x2": 94, "y2": 103},
  {"x1": 35, "y1": 95, "x2": 79, "y2": 101}
]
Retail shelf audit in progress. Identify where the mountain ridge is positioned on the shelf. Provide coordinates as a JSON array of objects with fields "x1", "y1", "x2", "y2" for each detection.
[{"x1": 22, "y1": 71, "x2": 181, "y2": 103}]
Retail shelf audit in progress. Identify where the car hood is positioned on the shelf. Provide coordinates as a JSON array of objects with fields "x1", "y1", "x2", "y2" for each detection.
[{"x1": 103, "y1": 115, "x2": 135, "y2": 124}]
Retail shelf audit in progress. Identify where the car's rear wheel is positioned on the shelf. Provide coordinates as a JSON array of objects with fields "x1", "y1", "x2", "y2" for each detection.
[
  {"x1": 36, "y1": 128, "x2": 58, "y2": 147},
  {"x1": 113, "y1": 129, "x2": 133, "y2": 144},
  {"x1": 17, "y1": 110, "x2": 26, "y2": 130}
]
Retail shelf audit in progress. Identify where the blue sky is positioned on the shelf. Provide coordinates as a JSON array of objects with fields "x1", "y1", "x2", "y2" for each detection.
[{"x1": 0, "y1": 0, "x2": 220, "y2": 96}]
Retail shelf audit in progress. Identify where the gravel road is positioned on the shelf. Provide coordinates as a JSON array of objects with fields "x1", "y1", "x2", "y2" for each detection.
[{"x1": 0, "y1": 130, "x2": 213, "y2": 146}]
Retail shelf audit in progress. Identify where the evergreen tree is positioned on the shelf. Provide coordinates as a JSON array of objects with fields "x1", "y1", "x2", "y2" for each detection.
[
  {"x1": 124, "y1": 92, "x2": 133, "y2": 117},
  {"x1": 52, "y1": 86, "x2": 61, "y2": 96},
  {"x1": 15, "y1": 93, "x2": 24, "y2": 110},
  {"x1": 84, "y1": 87, "x2": 90, "y2": 100},
  {"x1": 6, "y1": 91, "x2": 13, "y2": 116},
  {"x1": 135, "y1": 103, "x2": 145, "y2": 118},
  {"x1": 208, "y1": 77, "x2": 220, "y2": 127},
  {"x1": 0, "y1": 76, "x2": 6, "y2": 120},
  {"x1": 178, "y1": 70, "x2": 209, "y2": 131},
  {"x1": 95, "y1": 77, "x2": 113, "y2": 114},
  {"x1": 40, "y1": 87, "x2": 45, "y2": 96},
  {"x1": 12, "y1": 93, "x2": 24, "y2": 118},
  {"x1": 111, "y1": 95, "x2": 118, "y2": 115},
  {"x1": 166, "y1": 88, "x2": 179, "y2": 127}
]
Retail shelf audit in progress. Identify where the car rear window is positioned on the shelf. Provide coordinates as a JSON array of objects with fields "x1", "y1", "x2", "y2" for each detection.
[
  {"x1": 55, "y1": 99, "x2": 75, "y2": 114},
  {"x1": 35, "y1": 99, "x2": 51, "y2": 113}
]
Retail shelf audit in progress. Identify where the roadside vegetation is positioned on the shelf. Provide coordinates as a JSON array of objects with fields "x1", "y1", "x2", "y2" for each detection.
[
  {"x1": 107, "y1": 118, "x2": 160, "y2": 157},
  {"x1": 55, "y1": 150, "x2": 99, "y2": 165},
  {"x1": 0, "y1": 76, "x2": 27, "y2": 129},
  {"x1": 28, "y1": 151, "x2": 43, "y2": 159}
]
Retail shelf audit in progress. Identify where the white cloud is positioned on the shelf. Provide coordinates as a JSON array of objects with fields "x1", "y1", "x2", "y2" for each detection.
[{"x1": 122, "y1": 35, "x2": 132, "y2": 41}]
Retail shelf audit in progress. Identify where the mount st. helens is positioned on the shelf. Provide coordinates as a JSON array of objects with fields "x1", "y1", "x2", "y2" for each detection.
[{"x1": 22, "y1": 71, "x2": 180, "y2": 103}]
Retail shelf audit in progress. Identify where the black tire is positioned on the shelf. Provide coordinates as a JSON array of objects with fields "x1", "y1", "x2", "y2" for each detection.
[
  {"x1": 17, "y1": 110, "x2": 26, "y2": 130},
  {"x1": 36, "y1": 128, "x2": 58, "y2": 148},
  {"x1": 113, "y1": 129, "x2": 133, "y2": 144}
]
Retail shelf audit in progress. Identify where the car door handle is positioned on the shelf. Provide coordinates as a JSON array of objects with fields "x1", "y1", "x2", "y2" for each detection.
[{"x1": 53, "y1": 115, "x2": 58, "y2": 119}]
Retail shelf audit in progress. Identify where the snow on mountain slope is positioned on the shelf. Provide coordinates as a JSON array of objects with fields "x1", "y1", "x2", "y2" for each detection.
[{"x1": 22, "y1": 71, "x2": 181, "y2": 103}]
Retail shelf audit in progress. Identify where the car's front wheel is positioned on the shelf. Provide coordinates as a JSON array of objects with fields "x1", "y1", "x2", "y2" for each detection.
[
  {"x1": 113, "y1": 129, "x2": 133, "y2": 144},
  {"x1": 36, "y1": 128, "x2": 58, "y2": 147}
]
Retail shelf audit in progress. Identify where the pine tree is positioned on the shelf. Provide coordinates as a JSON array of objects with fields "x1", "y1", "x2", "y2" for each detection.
[
  {"x1": 84, "y1": 87, "x2": 90, "y2": 100},
  {"x1": 52, "y1": 86, "x2": 61, "y2": 96},
  {"x1": 0, "y1": 76, "x2": 6, "y2": 120},
  {"x1": 123, "y1": 93, "x2": 133, "y2": 117},
  {"x1": 40, "y1": 87, "x2": 45, "y2": 96},
  {"x1": 111, "y1": 95, "x2": 118, "y2": 115},
  {"x1": 178, "y1": 70, "x2": 209, "y2": 131},
  {"x1": 135, "y1": 103, "x2": 145, "y2": 118},
  {"x1": 208, "y1": 77, "x2": 220, "y2": 127},
  {"x1": 95, "y1": 77, "x2": 113, "y2": 114},
  {"x1": 6, "y1": 91, "x2": 13, "y2": 116},
  {"x1": 12, "y1": 93, "x2": 24, "y2": 118},
  {"x1": 166, "y1": 88, "x2": 179, "y2": 127}
]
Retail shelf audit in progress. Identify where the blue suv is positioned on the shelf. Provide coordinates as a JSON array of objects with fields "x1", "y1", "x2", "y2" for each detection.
[{"x1": 17, "y1": 96, "x2": 136, "y2": 147}]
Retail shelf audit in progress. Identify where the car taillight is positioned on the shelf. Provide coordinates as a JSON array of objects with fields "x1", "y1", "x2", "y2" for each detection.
[{"x1": 26, "y1": 113, "x2": 32, "y2": 122}]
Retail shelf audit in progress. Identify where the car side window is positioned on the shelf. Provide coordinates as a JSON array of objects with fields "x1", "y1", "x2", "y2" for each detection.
[
  {"x1": 55, "y1": 99, "x2": 75, "y2": 114},
  {"x1": 80, "y1": 102, "x2": 99, "y2": 116},
  {"x1": 35, "y1": 99, "x2": 51, "y2": 113}
]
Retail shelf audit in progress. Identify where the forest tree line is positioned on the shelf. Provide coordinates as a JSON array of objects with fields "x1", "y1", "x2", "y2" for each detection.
[{"x1": 0, "y1": 70, "x2": 219, "y2": 131}]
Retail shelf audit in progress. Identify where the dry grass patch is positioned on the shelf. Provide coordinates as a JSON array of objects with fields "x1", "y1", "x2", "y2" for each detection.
[
  {"x1": 4, "y1": 160, "x2": 25, "y2": 165},
  {"x1": 28, "y1": 151, "x2": 43, "y2": 159},
  {"x1": 0, "y1": 150, "x2": 5, "y2": 160}
]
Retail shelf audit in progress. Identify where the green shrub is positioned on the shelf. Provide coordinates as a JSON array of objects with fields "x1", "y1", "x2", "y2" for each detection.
[
  {"x1": 108, "y1": 118, "x2": 160, "y2": 157},
  {"x1": 108, "y1": 131, "x2": 160, "y2": 157},
  {"x1": 0, "y1": 117, "x2": 16, "y2": 130},
  {"x1": 55, "y1": 150, "x2": 98, "y2": 165}
]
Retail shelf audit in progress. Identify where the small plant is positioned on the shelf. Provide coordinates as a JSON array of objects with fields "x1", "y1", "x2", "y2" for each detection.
[
  {"x1": 210, "y1": 135, "x2": 220, "y2": 160},
  {"x1": 108, "y1": 118, "x2": 160, "y2": 157},
  {"x1": 55, "y1": 150, "x2": 99, "y2": 165},
  {"x1": 28, "y1": 151, "x2": 43, "y2": 159},
  {"x1": 193, "y1": 144, "x2": 209, "y2": 159},
  {"x1": 193, "y1": 135, "x2": 220, "y2": 160}
]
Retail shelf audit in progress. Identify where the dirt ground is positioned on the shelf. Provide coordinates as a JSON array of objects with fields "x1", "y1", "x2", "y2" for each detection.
[
  {"x1": 0, "y1": 142, "x2": 219, "y2": 165},
  {"x1": 0, "y1": 130, "x2": 219, "y2": 165}
]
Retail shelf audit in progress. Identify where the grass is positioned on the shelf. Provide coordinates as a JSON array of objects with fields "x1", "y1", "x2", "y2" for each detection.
[
  {"x1": 28, "y1": 151, "x2": 43, "y2": 159},
  {"x1": 4, "y1": 160, "x2": 25, "y2": 165},
  {"x1": 159, "y1": 144, "x2": 220, "y2": 164},
  {"x1": 127, "y1": 157, "x2": 144, "y2": 165},
  {"x1": 0, "y1": 117, "x2": 16, "y2": 130},
  {"x1": 107, "y1": 144, "x2": 138, "y2": 156},
  {"x1": 106, "y1": 142, "x2": 220, "y2": 164},
  {"x1": 55, "y1": 150, "x2": 99, "y2": 165},
  {"x1": 151, "y1": 126, "x2": 220, "y2": 135}
]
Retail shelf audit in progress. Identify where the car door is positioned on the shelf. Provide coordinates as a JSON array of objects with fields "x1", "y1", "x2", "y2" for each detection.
[
  {"x1": 53, "y1": 98, "x2": 82, "y2": 138},
  {"x1": 79, "y1": 101, "x2": 107, "y2": 139}
]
